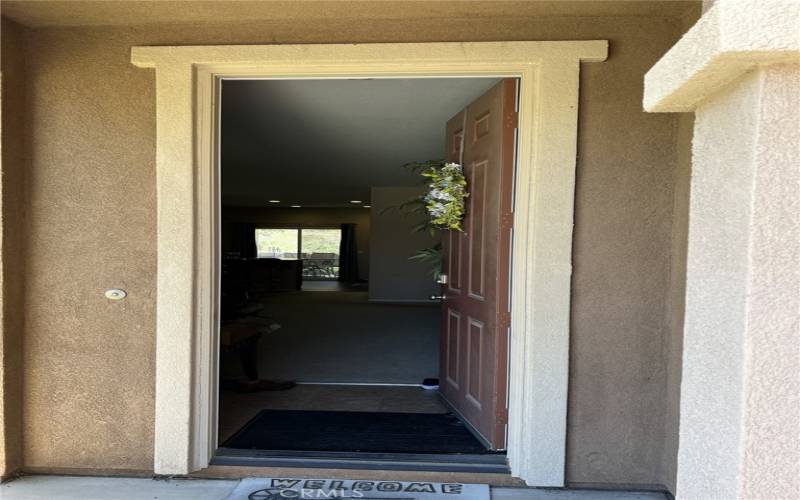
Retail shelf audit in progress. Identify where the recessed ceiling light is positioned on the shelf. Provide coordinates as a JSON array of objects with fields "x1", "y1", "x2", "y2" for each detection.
[
  {"x1": 268, "y1": 200, "x2": 280, "y2": 203},
  {"x1": 364, "y1": 205, "x2": 372, "y2": 208},
  {"x1": 350, "y1": 200, "x2": 362, "y2": 204},
  {"x1": 290, "y1": 205, "x2": 301, "y2": 208}
]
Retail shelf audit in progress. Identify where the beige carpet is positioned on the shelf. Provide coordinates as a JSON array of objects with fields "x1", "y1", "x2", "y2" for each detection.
[{"x1": 224, "y1": 289, "x2": 441, "y2": 384}]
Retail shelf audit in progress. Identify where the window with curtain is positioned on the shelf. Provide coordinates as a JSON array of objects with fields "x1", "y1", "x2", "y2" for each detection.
[{"x1": 255, "y1": 227, "x2": 342, "y2": 279}]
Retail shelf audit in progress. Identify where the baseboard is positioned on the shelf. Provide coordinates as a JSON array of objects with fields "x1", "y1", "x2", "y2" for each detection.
[
  {"x1": 1, "y1": 469, "x2": 23, "y2": 484},
  {"x1": 566, "y1": 481, "x2": 671, "y2": 496},
  {"x1": 367, "y1": 299, "x2": 436, "y2": 304},
  {"x1": 19, "y1": 466, "x2": 155, "y2": 478},
  {"x1": 295, "y1": 381, "x2": 423, "y2": 387}
]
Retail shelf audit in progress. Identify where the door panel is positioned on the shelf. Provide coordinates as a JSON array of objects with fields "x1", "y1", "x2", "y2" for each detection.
[
  {"x1": 468, "y1": 159, "x2": 487, "y2": 299},
  {"x1": 444, "y1": 309, "x2": 461, "y2": 391},
  {"x1": 447, "y1": 229, "x2": 462, "y2": 293},
  {"x1": 439, "y1": 79, "x2": 517, "y2": 449}
]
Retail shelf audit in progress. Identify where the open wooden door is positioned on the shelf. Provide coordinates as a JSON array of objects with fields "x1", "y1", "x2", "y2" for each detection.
[{"x1": 439, "y1": 79, "x2": 517, "y2": 449}]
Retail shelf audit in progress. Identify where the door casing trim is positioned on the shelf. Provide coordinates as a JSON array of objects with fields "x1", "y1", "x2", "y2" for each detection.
[{"x1": 131, "y1": 40, "x2": 607, "y2": 486}]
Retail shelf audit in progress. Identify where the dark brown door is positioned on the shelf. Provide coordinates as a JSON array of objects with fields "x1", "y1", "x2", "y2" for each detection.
[{"x1": 439, "y1": 79, "x2": 517, "y2": 449}]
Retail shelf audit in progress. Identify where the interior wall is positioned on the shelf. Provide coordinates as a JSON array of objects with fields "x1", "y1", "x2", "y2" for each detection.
[
  {"x1": 0, "y1": 16, "x2": 27, "y2": 478},
  {"x1": 368, "y1": 187, "x2": 440, "y2": 302},
  {"x1": 10, "y1": 12, "x2": 693, "y2": 491},
  {"x1": 222, "y1": 207, "x2": 371, "y2": 281}
]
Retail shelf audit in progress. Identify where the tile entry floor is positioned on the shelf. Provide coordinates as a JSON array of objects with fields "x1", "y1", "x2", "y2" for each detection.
[{"x1": 218, "y1": 384, "x2": 448, "y2": 444}]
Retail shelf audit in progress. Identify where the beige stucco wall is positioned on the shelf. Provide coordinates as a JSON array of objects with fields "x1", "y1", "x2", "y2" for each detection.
[
  {"x1": 16, "y1": 21, "x2": 158, "y2": 473},
  {"x1": 740, "y1": 62, "x2": 800, "y2": 498},
  {"x1": 659, "y1": 112, "x2": 693, "y2": 495},
  {"x1": 4, "y1": 12, "x2": 693, "y2": 490},
  {"x1": 674, "y1": 65, "x2": 799, "y2": 500},
  {"x1": 736, "y1": 63, "x2": 799, "y2": 500},
  {"x1": 565, "y1": 21, "x2": 694, "y2": 492},
  {"x1": 0, "y1": 16, "x2": 27, "y2": 479},
  {"x1": 658, "y1": 10, "x2": 699, "y2": 495},
  {"x1": 660, "y1": 60, "x2": 798, "y2": 500},
  {"x1": 644, "y1": 2, "x2": 800, "y2": 496}
]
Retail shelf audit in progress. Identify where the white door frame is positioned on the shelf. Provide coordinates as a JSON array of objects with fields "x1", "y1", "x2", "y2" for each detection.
[{"x1": 131, "y1": 41, "x2": 607, "y2": 486}]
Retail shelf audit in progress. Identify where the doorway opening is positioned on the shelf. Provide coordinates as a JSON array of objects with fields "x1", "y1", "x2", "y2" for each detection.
[{"x1": 215, "y1": 77, "x2": 518, "y2": 471}]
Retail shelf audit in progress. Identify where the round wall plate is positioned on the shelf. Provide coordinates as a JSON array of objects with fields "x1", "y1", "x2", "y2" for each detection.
[{"x1": 105, "y1": 289, "x2": 127, "y2": 300}]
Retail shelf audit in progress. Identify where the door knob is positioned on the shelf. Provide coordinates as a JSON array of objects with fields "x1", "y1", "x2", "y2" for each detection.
[{"x1": 429, "y1": 295, "x2": 446, "y2": 301}]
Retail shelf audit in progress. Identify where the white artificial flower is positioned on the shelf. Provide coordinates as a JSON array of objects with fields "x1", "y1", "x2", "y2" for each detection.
[{"x1": 429, "y1": 189, "x2": 452, "y2": 201}]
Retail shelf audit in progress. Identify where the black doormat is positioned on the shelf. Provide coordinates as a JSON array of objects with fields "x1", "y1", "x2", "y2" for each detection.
[{"x1": 222, "y1": 410, "x2": 488, "y2": 454}]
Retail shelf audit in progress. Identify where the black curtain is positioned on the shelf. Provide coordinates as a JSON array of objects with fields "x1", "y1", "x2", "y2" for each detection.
[
  {"x1": 338, "y1": 223, "x2": 359, "y2": 283},
  {"x1": 230, "y1": 222, "x2": 257, "y2": 258}
]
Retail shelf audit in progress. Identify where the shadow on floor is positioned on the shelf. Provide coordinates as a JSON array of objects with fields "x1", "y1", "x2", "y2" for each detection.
[
  {"x1": 218, "y1": 384, "x2": 447, "y2": 443},
  {"x1": 221, "y1": 289, "x2": 440, "y2": 384}
]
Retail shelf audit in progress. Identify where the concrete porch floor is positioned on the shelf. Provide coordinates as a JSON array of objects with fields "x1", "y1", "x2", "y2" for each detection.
[{"x1": 0, "y1": 476, "x2": 670, "y2": 499}]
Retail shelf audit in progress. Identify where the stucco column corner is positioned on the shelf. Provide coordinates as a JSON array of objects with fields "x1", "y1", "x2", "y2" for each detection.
[{"x1": 644, "y1": 1, "x2": 800, "y2": 499}]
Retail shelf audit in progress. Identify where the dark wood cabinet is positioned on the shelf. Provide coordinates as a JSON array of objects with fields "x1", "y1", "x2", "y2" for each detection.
[{"x1": 223, "y1": 258, "x2": 302, "y2": 294}]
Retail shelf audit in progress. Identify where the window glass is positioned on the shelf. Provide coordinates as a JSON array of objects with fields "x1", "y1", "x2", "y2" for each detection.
[
  {"x1": 254, "y1": 228, "x2": 343, "y2": 279},
  {"x1": 301, "y1": 229, "x2": 342, "y2": 279},
  {"x1": 255, "y1": 228, "x2": 298, "y2": 258}
]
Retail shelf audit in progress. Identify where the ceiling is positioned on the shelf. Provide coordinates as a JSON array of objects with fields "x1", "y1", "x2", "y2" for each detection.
[
  {"x1": 221, "y1": 78, "x2": 500, "y2": 207},
  {"x1": 1, "y1": 1, "x2": 699, "y2": 28}
]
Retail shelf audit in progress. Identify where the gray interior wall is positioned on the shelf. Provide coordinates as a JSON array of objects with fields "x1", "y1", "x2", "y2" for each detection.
[
  {"x1": 368, "y1": 187, "x2": 440, "y2": 302},
  {"x1": 0, "y1": 16, "x2": 27, "y2": 478}
]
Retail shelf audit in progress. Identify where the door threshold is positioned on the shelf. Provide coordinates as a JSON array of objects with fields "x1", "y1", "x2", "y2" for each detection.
[{"x1": 212, "y1": 448, "x2": 509, "y2": 474}]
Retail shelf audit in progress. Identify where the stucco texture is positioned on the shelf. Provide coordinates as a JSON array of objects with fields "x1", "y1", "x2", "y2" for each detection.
[
  {"x1": 4, "y1": 9, "x2": 693, "y2": 490},
  {"x1": 644, "y1": 3, "x2": 800, "y2": 497},
  {"x1": 738, "y1": 64, "x2": 800, "y2": 500},
  {"x1": 0, "y1": 16, "x2": 27, "y2": 479},
  {"x1": 674, "y1": 64, "x2": 800, "y2": 500}
]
